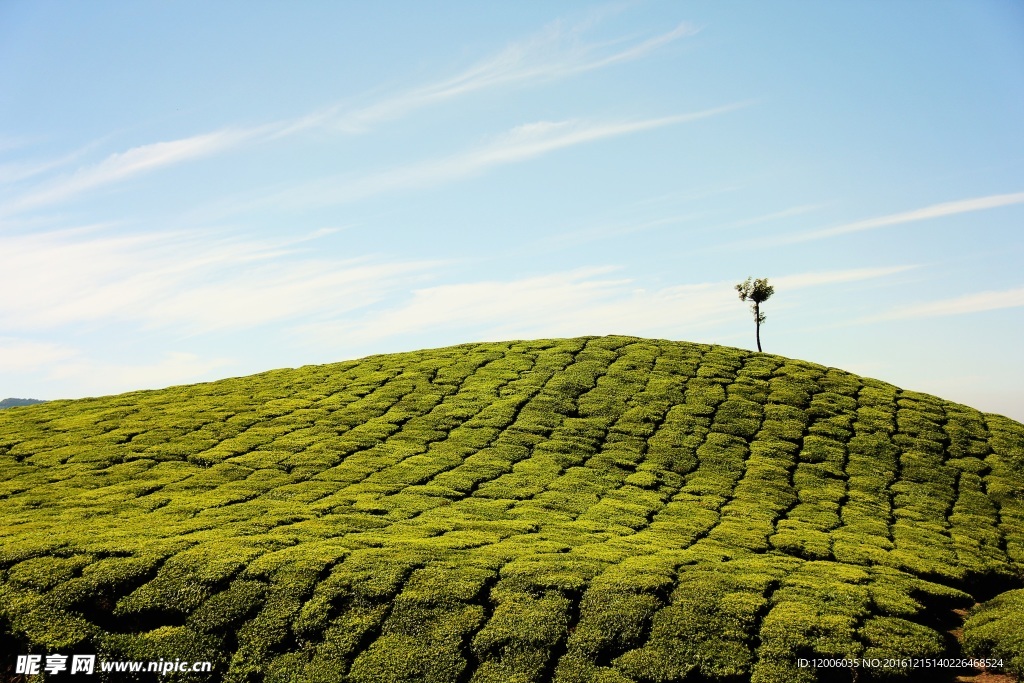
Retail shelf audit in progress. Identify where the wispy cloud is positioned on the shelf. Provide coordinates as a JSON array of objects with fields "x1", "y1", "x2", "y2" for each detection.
[
  {"x1": 777, "y1": 191, "x2": 1024, "y2": 244},
  {"x1": 714, "y1": 204, "x2": 824, "y2": 230},
  {"x1": 0, "y1": 228, "x2": 435, "y2": 333},
  {"x1": 260, "y1": 105, "x2": 749, "y2": 209},
  {"x1": 864, "y1": 285, "x2": 1024, "y2": 322},
  {"x1": 289, "y1": 21, "x2": 700, "y2": 135},
  {"x1": 46, "y1": 351, "x2": 233, "y2": 398},
  {"x1": 0, "y1": 148, "x2": 90, "y2": 186},
  {"x1": 771, "y1": 265, "x2": 918, "y2": 289},
  {"x1": 0, "y1": 135, "x2": 40, "y2": 153},
  {"x1": 298, "y1": 264, "x2": 912, "y2": 353},
  {"x1": 0, "y1": 337, "x2": 226, "y2": 400},
  {"x1": 0, "y1": 338, "x2": 78, "y2": 373},
  {"x1": 3, "y1": 17, "x2": 698, "y2": 216},
  {"x1": 1, "y1": 129, "x2": 263, "y2": 215}
]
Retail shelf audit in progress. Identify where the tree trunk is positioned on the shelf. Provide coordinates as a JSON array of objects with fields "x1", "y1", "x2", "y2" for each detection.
[{"x1": 754, "y1": 303, "x2": 762, "y2": 352}]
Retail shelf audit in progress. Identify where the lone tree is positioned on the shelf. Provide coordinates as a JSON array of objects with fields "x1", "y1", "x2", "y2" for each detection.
[{"x1": 735, "y1": 277, "x2": 774, "y2": 352}]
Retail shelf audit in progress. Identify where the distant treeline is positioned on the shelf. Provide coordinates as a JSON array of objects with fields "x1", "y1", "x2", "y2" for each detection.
[{"x1": 0, "y1": 398, "x2": 44, "y2": 409}]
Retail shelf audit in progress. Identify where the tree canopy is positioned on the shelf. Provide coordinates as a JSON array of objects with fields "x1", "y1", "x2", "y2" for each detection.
[{"x1": 736, "y1": 277, "x2": 774, "y2": 352}]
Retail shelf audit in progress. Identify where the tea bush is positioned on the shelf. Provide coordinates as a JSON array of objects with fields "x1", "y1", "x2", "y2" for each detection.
[{"x1": 1, "y1": 336, "x2": 1022, "y2": 681}]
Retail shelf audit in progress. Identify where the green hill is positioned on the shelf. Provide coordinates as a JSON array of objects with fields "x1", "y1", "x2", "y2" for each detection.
[{"x1": 1, "y1": 336, "x2": 1022, "y2": 682}]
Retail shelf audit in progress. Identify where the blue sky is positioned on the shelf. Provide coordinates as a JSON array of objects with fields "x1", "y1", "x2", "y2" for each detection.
[{"x1": 2, "y1": 2, "x2": 1023, "y2": 420}]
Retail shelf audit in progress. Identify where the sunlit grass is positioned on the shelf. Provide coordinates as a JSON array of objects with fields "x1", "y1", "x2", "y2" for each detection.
[{"x1": 1, "y1": 336, "x2": 1022, "y2": 681}]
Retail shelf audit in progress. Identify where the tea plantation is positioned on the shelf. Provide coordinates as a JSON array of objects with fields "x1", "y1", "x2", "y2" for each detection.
[{"x1": 1, "y1": 336, "x2": 1022, "y2": 682}]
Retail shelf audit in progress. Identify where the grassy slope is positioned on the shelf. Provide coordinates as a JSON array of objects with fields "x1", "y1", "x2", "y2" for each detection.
[{"x1": 0, "y1": 336, "x2": 1022, "y2": 683}]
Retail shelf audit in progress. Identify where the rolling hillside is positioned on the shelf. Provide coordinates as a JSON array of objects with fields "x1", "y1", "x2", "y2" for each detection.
[{"x1": 1, "y1": 336, "x2": 1022, "y2": 682}]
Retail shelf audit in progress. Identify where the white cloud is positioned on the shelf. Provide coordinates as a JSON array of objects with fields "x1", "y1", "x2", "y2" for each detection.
[
  {"x1": 0, "y1": 338, "x2": 78, "y2": 373},
  {"x1": 0, "y1": 135, "x2": 39, "y2": 153},
  {"x1": 46, "y1": 351, "x2": 232, "y2": 398},
  {"x1": 771, "y1": 265, "x2": 918, "y2": 289},
  {"x1": 0, "y1": 228, "x2": 435, "y2": 333},
  {"x1": 0, "y1": 150, "x2": 86, "y2": 186},
  {"x1": 714, "y1": 204, "x2": 824, "y2": 230},
  {"x1": 2, "y1": 16, "x2": 698, "y2": 216},
  {"x1": 300, "y1": 265, "x2": 911, "y2": 352},
  {"x1": 302, "y1": 21, "x2": 700, "y2": 135},
  {"x1": 780, "y1": 191, "x2": 1024, "y2": 243},
  {"x1": 2, "y1": 129, "x2": 263, "y2": 215},
  {"x1": 477, "y1": 108, "x2": 741, "y2": 163},
  {"x1": 147, "y1": 259, "x2": 433, "y2": 333},
  {"x1": 263, "y1": 106, "x2": 748, "y2": 209},
  {"x1": 865, "y1": 286, "x2": 1024, "y2": 322}
]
